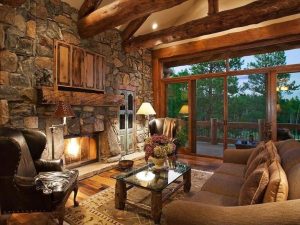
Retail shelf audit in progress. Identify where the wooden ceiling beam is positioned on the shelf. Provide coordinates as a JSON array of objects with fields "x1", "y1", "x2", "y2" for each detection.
[
  {"x1": 0, "y1": 0, "x2": 26, "y2": 7},
  {"x1": 164, "y1": 35, "x2": 300, "y2": 67},
  {"x1": 78, "y1": 0, "x2": 103, "y2": 20},
  {"x1": 121, "y1": 14, "x2": 150, "y2": 42},
  {"x1": 208, "y1": 0, "x2": 219, "y2": 15},
  {"x1": 77, "y1": 0, "x2": 189, "y2": 39},
  {"x1": 153, "y1": 19, "x2": 300, "y2": 61},
  {"x1": 125, "y1": 0, "x2": 300, "y2": 50}
]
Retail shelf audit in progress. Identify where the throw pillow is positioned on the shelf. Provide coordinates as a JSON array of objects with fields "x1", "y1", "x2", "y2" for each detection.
[
  {"x1": 239, "y1": 163, "x2": 269, "y2": 206},
  {"x1": 244, "y1": 141, "x2": 280, "y2": 178},
  {"x1": 263, "y1": 160, "x2": 288, "y2": 202},
  {"x1": 246, "y1": 142, "x2": 265, "y2": 167}
]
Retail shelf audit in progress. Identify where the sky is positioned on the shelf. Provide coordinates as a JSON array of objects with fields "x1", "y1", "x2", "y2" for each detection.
[{"x1": 172, "y1": 48, "x2": 300, "y2": 99}]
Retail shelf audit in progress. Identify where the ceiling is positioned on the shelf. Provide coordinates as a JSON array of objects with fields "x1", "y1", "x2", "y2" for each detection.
[{"x1": 62, "y1": 0, "x2": 300, "y2": 49}]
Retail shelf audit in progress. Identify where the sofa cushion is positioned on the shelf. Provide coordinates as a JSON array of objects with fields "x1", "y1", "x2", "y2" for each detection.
[
  {"x1": 239, "y1": 163, "x2": 269, "y2": 205},
  {"x1": 275, "y1": 139, "x2": 300, "y2": 156},
  {"x1": 263, "y1": 160, "x2": 288, "y2": 203},
  {"x1": 201, "y1": 173, "x2": 244, "y2": 198},
  {"x1": 215, "y1": 163, "x2": 245, "y2": 178},
  {"x1": 184, "y1": 190, "x2": 238, "y2": 206}
]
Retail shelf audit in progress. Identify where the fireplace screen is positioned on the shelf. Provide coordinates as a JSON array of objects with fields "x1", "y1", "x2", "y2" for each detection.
[{"x1": 64, "y1": 136, "x2": 98, "y2": 167}]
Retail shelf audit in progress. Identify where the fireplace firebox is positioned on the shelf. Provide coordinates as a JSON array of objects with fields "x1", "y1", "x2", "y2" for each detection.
[{"x1": 64, "y1": 134, "x2": 99, "y2": 168}]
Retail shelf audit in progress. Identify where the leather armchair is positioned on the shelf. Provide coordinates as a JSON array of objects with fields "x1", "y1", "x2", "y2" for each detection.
[
  {"x1": 0, "y1": 127, "x2": 79, "y2": 225},
  {"x1": 149, "y1": 118, "x2": 179, "y2": 153}
]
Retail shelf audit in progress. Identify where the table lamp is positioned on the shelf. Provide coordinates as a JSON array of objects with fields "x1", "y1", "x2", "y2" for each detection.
[
  {"x1": 179, "y1": 104, "x2": 189, "y2": 115},
  {"x1": 50, "y1": 101, "x2": 75, "y2": 159},
  {"x1": 136, "y1": 102, "x2": 156, "y2": 137}
]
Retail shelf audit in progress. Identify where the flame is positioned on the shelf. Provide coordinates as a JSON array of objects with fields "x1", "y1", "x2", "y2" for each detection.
[{"x1": 66, "y1": 138, "x2": 80, "y2": 157}]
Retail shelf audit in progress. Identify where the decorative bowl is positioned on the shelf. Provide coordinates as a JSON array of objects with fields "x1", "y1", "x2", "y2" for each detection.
[{"x1": 118, "y1": 160, "x2": 134, "y2": 170}]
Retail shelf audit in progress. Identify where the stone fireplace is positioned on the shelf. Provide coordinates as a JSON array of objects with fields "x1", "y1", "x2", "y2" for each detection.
[{"x1": 0, "y1": 0, "x2": 153, "y2": 164}]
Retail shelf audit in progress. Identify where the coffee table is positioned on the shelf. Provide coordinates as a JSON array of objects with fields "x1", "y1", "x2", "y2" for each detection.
[{"x1": 113, "y1": 161, "x2": 191, "y2": 224}]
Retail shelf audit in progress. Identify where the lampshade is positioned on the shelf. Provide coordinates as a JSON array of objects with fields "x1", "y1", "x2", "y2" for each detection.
[
  {"x1": 179, "y1": 104, "x2": 189, "y2": 114},
  {"x1": 136, "y1": 102, "x2": 156, "y2": 115},
  {"x1": 53, "y1": 101, "x2": 75, "y2": 118}
]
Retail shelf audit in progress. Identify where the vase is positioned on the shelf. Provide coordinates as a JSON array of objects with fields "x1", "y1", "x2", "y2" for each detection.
[{"x1": 150, "y1": 157, "x2": 166, "y2": 170}]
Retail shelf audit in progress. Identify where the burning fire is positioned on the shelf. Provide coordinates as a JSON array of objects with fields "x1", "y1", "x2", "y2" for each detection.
[{"x1": 66, "y1": 138, "x2": 80, "y2": 157}]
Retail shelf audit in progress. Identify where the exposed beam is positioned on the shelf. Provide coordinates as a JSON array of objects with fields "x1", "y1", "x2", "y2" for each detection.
[
  {"x1": 164, "y1": 36, "x2": 300, "y2": 67},
  {"x1": 125, "y1": 0, "x2": 300, "y2": 50},
  {"x1": 0, "y1": 0, "x2": 26, "y2": 7},
  {"x1": 78, "y1": 0, "x2": 103, "y2": 19},
  {"x1": 208, "y1": 0, "x2": 219, "y2": 15},
  {"x1": 121, "y1": 15, "x2": 150, "y2": 42},
  {"x1": 77, "y1": 0, "x2": 188, "y2": 39},
  {"x1": 153, "y1": 19, "x2": 300, "y2": 62}
]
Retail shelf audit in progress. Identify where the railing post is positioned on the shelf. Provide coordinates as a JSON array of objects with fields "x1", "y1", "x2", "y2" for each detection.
[
  {"x1": 258, "y1": 119, "x2": 265, "y2": 141},
  {"x1": 210, "y1": 118, "x2": 217, "y2": 145}
]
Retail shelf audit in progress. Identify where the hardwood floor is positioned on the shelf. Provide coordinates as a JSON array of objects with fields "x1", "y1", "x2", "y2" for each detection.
[{"x1": 8, "y1": 155, "x2": 222, "y2": 225}]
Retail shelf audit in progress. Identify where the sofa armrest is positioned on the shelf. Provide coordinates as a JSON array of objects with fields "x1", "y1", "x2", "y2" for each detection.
[
  {"x1": 163, "y1": 200, "x2": 300, "y2": 225},
  {"x1": 223, "y1": 148, "x2": 254, "y2": 164},
  {"x1": 34, "y1": 159, "x2": 63, "y2": 173}
]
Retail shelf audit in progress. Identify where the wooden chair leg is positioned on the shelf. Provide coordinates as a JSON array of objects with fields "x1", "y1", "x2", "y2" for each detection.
[
  {"x1": 57, "y1": 208, "x2": 65, "y2": 225},
  {"x1": 73, "y1": 183, "x2": 79, "y2": 207},
  {"x1": 0, "y1": 215, "x2": 10, "y2": 225}
]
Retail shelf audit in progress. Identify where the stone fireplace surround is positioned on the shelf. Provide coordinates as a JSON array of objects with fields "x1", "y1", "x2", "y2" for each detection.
[{"x1": 0, "y1": 0, "x2": 153, "y2": 164}]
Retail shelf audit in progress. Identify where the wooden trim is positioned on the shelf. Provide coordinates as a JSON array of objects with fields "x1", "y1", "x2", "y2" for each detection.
[
  {"x1": 188, "y1": 80, "x2": 196, "y2": 153},
  {"x1": 152, "y1": 19, "x2": 300, "y2": 62},
  {"x1": 152, "y1": 57, "x2": 164, "y2": 117},
  {"x1": 125, "y1": 0, "x2": 300, "y2": 50},
  {"x1": 208, "y1": 0, "x2": 219, "y2": 15},
  {"x1": 223, "y1": 76, "x2": 228, "y2": 150},
  {"x1": 162, "y1": 64, "x2": 300, "y2": 83}
]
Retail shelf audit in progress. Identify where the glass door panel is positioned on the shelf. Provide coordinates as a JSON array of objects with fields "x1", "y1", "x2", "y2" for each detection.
[
  {"x1": 227, "y1": 74, "x2": 267, "y2": 149},
  {"x1": 277, "y1": 72, "x2": 300, "y2": 140},
  {"x1": 196, "y1": 78, "x2": 224, "y2": 157},
  {"x1": 166, "y1": 82, "x2": 189, "y2": 148}
]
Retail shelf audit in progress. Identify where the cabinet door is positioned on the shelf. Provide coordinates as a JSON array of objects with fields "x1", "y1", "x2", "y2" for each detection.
[
  {"x1": 95, "y1": 55, "x2": 105, "y2": 91},
  {"x1": 85, "y1": 52, "x2": 95, "y2": 89},
  {"x1": 56, "y1": 42, "x2": 71, "y2": 86},
  {"x1": 72, "y1": 47, "x2": 85, "y2": 88}
]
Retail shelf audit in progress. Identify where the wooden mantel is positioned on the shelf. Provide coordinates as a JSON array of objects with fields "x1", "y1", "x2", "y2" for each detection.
[{"x1": 40, "y1": 87, "x2": 124, "y2": 107}]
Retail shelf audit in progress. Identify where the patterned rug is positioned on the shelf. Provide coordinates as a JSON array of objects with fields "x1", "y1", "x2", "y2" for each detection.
[{"x1": 64, "y1": 169, "x2": 213, "y2": 225}]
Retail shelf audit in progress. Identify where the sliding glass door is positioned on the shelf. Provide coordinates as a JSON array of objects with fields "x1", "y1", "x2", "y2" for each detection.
[
  {"x1": 196, "y1": 78, "x2": 225, "y2": 157},
  {"x1": 277, "y1": 72, "x2": 300, "y2": 141},
  {"x1": 167, "y1": 82, "x2": 189, "y2": 148},
  {"x1": 227, "y1": 74, "x2": 267, "y2": 149}
]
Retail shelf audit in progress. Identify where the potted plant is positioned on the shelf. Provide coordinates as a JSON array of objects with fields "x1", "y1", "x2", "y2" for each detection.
[{"x1": 144, "y1": 134, "x2": 176, "y2": 169}]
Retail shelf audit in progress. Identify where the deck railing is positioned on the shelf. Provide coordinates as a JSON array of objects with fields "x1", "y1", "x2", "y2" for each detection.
[{"x1": 197, "y1": 118, "x2": 300, "y2": 144}]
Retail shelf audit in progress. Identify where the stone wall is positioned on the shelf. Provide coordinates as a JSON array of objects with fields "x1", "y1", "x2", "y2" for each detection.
[{"x1": 0, "y1": 0, "x2": 153, "y2": 160}]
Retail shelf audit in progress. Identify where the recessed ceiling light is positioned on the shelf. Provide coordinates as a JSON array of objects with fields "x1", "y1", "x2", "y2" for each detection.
[{"x1": 152, "y1": 23, "x2": 158, "y2": 30}]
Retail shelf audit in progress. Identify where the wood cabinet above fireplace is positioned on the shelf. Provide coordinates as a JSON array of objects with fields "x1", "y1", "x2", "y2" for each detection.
[{"x1": 54, "y1": 40, "x2": 105, "y2": 92}]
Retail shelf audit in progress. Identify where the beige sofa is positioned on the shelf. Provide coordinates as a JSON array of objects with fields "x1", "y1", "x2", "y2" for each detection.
[{"x1": 164, "y1": 139, "x2": 300, "y2": 225}]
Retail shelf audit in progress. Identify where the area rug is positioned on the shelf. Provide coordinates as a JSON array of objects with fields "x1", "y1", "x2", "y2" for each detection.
[{"x1": 64, "y1": 169, "x2": 213, "y2": 225}]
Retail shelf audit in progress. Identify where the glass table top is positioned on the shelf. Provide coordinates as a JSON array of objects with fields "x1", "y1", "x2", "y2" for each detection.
[{"x1": 114, "y1": 161, "x2": 191, "y2": 192}]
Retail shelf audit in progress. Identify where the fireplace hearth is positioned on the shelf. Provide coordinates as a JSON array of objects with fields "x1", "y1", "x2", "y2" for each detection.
[{"x1": 64, "y1": 134, "x2": 99, "y2": 168}]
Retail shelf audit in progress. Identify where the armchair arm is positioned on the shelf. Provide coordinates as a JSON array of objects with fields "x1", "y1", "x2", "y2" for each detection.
[
  {"x1": 34, "y1": 159, "x2": 63, "y2": 173},
  {"x1": 163, "y1": 200, "x2": 300, "y2": 225},
  {"x1": 223, "y1": 148, "x2": 254, "y2": 164}
]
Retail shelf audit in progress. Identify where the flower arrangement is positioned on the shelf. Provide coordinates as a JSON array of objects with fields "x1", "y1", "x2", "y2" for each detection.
[{"x1": 144, "y1": 134, "x2": 176, "y2": 160}]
